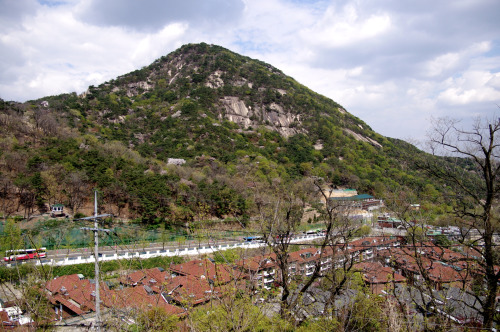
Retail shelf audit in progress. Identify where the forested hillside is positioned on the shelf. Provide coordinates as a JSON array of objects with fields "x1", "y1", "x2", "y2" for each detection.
[{"x1": 0, "y1": 43, "x2": 472, "y2": 225}]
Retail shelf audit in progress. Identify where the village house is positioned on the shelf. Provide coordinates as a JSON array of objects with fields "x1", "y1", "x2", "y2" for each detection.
[
  {"x1": 234, "y1": 236, "x2": 401, "y2": 290},
  {"x1": 120, "y1": 267, "x2": 168, "y2": 290},
  {"x1": 287, "y1": 247, "x2": 336, "y2": 278},
  {"x1": 169, "y1": 258, "x2": 238, "y2": 285},
  {"x1": 119, "y1": 266, "x2": 215, "y2": 309},
  {"x1": 377, "y1": 214, "x2": 403, "y2": 228},
  {"x1": 50, "y1": 204, "x2": 66, "y2": 218},
  {"x1": 45, "y1": 274, "x2": 112, "y2": 320},
  {"x1": 345, "y1": 236, "x2": 401, "y2": 263},
  {"x1": 235, "y1": 254, "x2": 278, "y2": 290},
  {"x1": 161, "y1": 274, "x2": 221, "y2": 307},
  {"x1": 118, "y1": 259, "x2": 242, "y2": 310},
  {"x1": 378, "y1": 247, "x2": 472, "y2": 291},
  {"x1": 288, "y1": 248, "x2": 319, "y2": 278},
  {"x1": 329, "y1": 194, "x2": 383, "y2": 211},
  {"x1": 353, "y1": 261, "x2": 406, "y2": 294},
  {"x1": 0, "y1": 298, "x2": 32, "y2": 328},
  {"x1": 110, "y1": 285, "x2": 185, "y2": 317}
]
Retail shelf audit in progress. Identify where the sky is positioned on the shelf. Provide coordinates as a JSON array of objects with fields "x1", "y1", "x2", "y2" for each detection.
[{"x1": 1, "y1": 0, "x2": 499, "y2": 142}]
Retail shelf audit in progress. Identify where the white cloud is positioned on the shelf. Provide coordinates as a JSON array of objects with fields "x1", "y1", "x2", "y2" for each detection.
[
  {"x1": 0, "y1": 3, "x2": 189, "y2": 100},
  {"x1": 422, "y1": 42, "x2": 491, "y2": 78},
  {"x1": 300, "y1": 5, "x2": 392, "y2": 48},
  {"x1": 423, "y1": 53, "x2": 462, "y2": 78},
  {"x1": 438, "y1": 71, "x2": 500, "y2": 105}
]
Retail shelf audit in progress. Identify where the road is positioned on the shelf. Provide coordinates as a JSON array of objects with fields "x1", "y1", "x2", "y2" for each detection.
[
  {"x1": 7, "y1": 227, "x2": 407, "y2": 266},
  {"x1": 47, "y1": 237, "x2": 244, "y2": 260}
]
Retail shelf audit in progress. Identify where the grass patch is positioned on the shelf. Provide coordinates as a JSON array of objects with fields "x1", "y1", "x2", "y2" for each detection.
[{"x1": 0, "y1": 255, "x2": 185, "y2": 283}]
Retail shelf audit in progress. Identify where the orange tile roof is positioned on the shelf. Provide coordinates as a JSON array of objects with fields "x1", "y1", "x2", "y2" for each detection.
[
  {"x1": 170, "y1": 259, "x2": 235, "y2": 284},
  {"x1": 235, "y1": 254, "x2": 276, "y2": 272},
  {"x1": 347, "y1": 236, "x2": 400, "y2": 253},
  {"x1": 45, "y1": 274, "x2": 111, "y2": 313},
  {"x1": 354, "y1": 262, "x2": 406, "y2": 284},
  {"x1": 49, "y1": 294, "x2": 85, "y2": 315},
  {"x1": 110, "y1": 286, "x2": 185, "y2": 316},
  {"x1": 45, "y1": 274, "x2": 82, "y2": 294},
  {"x1": 162, "y1": 275, "x2": 214, "y2": 306},
  {"x1": 120, "y1": 267, "x2": 168, "y2": 287},
  {"x1": 387, "y1": 249, "x2": 472, "y2": 283}
]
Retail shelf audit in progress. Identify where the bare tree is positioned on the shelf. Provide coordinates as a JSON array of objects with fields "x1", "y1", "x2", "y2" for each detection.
[
  {"x1": 424, "y1": 116, "x2": 500, "y2": 328},
  {"x1": 64, "y1": 171, "x2": 90, "y2": 215},
  {"x1": 310, "y1": 180, "x2": 372, "y2": 325},
  {"x1": 382, "y1": 188, "x2": 459, "y2": 330},
  {"x1": 255, "y1": 182, "x2": 304, "y2": 318},
  {"x1": 103, "y1": 182, "x2": 129, "y2": 217},
  {"x1": 40, "y1": 165, "x2": 67, "y2": 206},
  {"x1": 15, "y1": 179, "x2": 36, "y2": 220},
  {"x1": 256, "y1": 178, "x2": 361, "y2": 323},
  {"x1": 3, "y1": 151, "x2": 28, "y2": 174},
  {"x1": 34, "y1": 109, "x2": 58, "y2": 137},
  {"x1": 0, "y1": 174, "x2": 17, "y2": 219}
]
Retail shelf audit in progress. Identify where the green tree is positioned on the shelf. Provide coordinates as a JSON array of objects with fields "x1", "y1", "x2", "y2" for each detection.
[
  {"x1": 285, "y1": 134, "x2": 315, "y2": 164},
  {"x1": 340, "y1": 277, "x2": 387, "y2": 331},
  {"x1": 354, "y1": 224, "x2": 371, "y2": 237},
  {"x1": 20, "y1": 276, "x2": 54, "y2": 331},
  {"x1": 433, "y1": 234, "x2": 452, "y2": 248},
  {"x1": 135, "y1": 307, "x2": 179, "y2": 332},
  {"x1": 1, "y1": 219, "x2": 23, "y2": 255},
  {"x1": 213, "y1": 248, "x2": 241, "y2": 264},
  {"x1": 189, "y1": 294, "x2": 284, "y2": 332}
]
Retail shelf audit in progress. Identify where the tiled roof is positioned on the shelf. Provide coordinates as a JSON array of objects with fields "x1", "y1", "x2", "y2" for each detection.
[
  {"x1": 170, "y1": 259, "x2": 235, "y2": 284},
  {"x1": 385, "y1": 248, "x2": 471, "y2": 283},
  {"x1": 49, "y1": 294, "x2": 85, "y2": 315},
  {"x1": 235, "y1": 254, "x2": 277, "y2": 272},
  {"x1": 45, "y1": 274, "x2": 111, "y2": 314},
  {"x1": 348, "y1": 236, "x2": 399, "y2": 251},
  {"x1": 287, "y1": 247, "x2": 327, "y2": 266},
  {"x1": 0, "y1": 310, "x2": 13, "y2": 326},
  {"x1": 354, "y1": 262, "x2": 406, "y2": 284},
  {"x1": 45, "y1": 274, "x2": 82, "y2": 294},
  {"x1": 329, "y1": 194, "x2": 374, "y2": 201},
  {"x1": 111, "y1": 286, "x2": 185, "y2": 316},
  {"x1": 120, "y1": 267, "x2": 168, "y2": 287},
  {"x1": 162, "y1": 275, "x2": 214, "y2": 306}
]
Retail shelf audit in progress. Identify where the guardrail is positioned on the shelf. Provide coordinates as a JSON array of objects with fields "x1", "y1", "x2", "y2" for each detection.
[{"x1": 5, "y1": 234, "x2": 326, "y2": 267}]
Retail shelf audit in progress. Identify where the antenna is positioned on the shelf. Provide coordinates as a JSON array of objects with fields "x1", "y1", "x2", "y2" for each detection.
[{"x1": 76, "y1": 190, "x2": 112, "y2": 331}]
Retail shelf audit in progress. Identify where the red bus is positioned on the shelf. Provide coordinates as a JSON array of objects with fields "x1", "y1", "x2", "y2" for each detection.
[{"x1": 4, "y1": 248, "x2": 47, "y2": 262}]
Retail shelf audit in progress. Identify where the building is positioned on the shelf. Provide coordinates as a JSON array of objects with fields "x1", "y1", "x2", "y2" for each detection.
[
  {"x1": 120, "y1": 267, "x2": 168, "y2": 288},
  {"x1": 378, "y1": 246, "x2": 472, "y2": 291},
  {"x1": 346, "y1": 236, "x2": 401, "y2": 262},
  {"x1": 110, "y1": 285, "x2": 185, "y2": 317},
  {"x1": 119, "y1": 259, "x2": 242, "y2": 310},
  {"x1": 287, "y1": 247, "x2": 335, "y2": 278},
  {"x1": 329, "y1": 194, "x2": 383, "y2": 211},
  {"x1": 353, "y1": 261, "x2": 406, "y2": 294},
  {"x1": 0, "y1": 298, "x2": 32, "y2": 327},
  {"x1": 235, "y1": 254, "x2": 277, "y2": 290},
  {"x1": 50, "y1": 204, "x2": 66, "y2": 218},
  {"x1": 169, "y1": 259, "x2": 237, "y2": 285},
  {"x1": 45, "y1": 274, "x2": 112, "y2": 320},
  {"x1": 377, "y1": 214, "x2": 403, "y2": 228}
]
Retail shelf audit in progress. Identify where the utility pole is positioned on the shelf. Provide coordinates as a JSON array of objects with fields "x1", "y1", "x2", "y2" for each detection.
[{"x1": 76, "y1": 190, "x2": 112, "y2": 331}]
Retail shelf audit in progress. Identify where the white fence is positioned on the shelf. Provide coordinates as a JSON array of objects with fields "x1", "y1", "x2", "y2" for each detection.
[{"x1": 7, "y1": 234, "x2": 325, "y2": 267}]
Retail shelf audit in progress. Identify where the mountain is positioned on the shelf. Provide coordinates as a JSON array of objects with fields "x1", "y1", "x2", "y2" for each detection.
[{"x1": 0, "y1": 43, "x2": 463, "y2": 224}]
